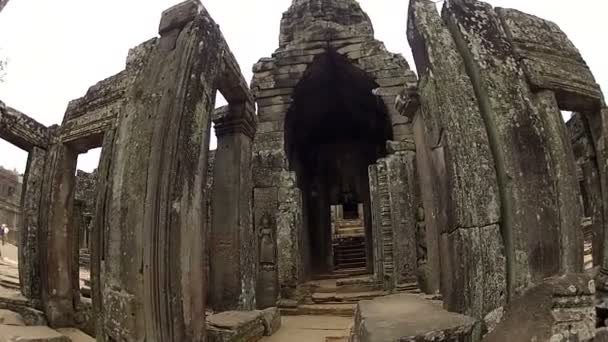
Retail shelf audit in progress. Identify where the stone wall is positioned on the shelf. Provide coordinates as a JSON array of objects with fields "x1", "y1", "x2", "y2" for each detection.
[
  {"x1": 404, "y1": 0, "x2": 604, "y2": 324},
  {"x1": 0, "y1": 166, "x2": 21, "y2": 243}
]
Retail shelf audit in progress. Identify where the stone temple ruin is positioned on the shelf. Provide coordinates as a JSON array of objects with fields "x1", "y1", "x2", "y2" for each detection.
[{"x1": 0, "y1": 0, "x2": 606, "y2": 341}]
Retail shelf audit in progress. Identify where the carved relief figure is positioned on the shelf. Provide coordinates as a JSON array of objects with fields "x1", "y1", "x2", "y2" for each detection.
[
  {"x1": 258, "y1": 212, "x2": 276, "y2": 266},
  {"x1": 415, "y1": 206, "x2": 427, "y2": 267}
]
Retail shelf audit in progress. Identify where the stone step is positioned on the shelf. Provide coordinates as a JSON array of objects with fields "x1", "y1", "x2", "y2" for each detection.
[
  {"x1": 334, "y1": 244, "x2": 365, "y2": 250},
  {"x1": 56, "y1": 328, "x2": 95, "y2": 342},
  {"x1": 335, "y1": 250, "x2": 365, "y2": 257},
  {"x1": 335, "y1": 254, "x2": 366, "y2": 260},
  {"x1": 325, "y1": 336, "x2": 350, "y2": 342},
  {"x1": 337, "y1": 283, "x2": 382, "y2": 294},
  {"x1": 280, "y1": 304, "x2": 356, "y2": 317},
  {"x1": 313, "y1": 269, "x2": 370, "y2": 280},
  {"x1": 312, "y1": 290, "x2": 386, "y2": 304},
  {"x1": 0, "y1": 325, "x2": 71, "y2": 341},
  {"x1": 395, "y1": 282, "x2": 421, "y2": 294},
  {"x1": 335, "y1": 261, "x2": 367, "y2": 269}
]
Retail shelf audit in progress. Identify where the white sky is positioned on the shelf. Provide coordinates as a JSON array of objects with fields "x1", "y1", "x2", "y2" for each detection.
[{"x1": 0, "y1": 0, "x2": 606, "y2": 173}]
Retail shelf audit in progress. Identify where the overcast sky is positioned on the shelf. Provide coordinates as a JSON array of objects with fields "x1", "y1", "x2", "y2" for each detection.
[{"x1": 0, "y1": 0, "x2": 606, "y2": 173}]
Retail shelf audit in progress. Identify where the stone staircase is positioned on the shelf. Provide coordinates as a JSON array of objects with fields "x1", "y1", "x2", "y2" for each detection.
[
  {"x1": 333, "y1": 236, "x2": 367, "y2": 271},
  {"x1": 280, "y1": 275, "x2": 386, "y2": 318},
  {"x1": 332, "y1": 217, "x2": 367, "y2": 272}
]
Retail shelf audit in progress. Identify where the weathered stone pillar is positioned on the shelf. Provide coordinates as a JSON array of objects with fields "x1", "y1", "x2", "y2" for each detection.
[
  {"x1": 90, "y1": 129, "x2": 115, "y2": 340},
  {"x1": 209, "y1": 104, "x2": 256, "y2": 311},
  {"x1": 40, "y1": 143, "x2": 78, "y2": 327},
  {"x1": 408, "y1": 0, "x2": 506, "y2": 320},
  {"x1": 276, "y1": 171, "x2": 303, "y2": 299},
  {"x1": 368, "y1": 161, "x2": 394, "y2": 289},
  {"x1": 368, "y1": 144, "x2": 418, "y2": 291},
  {"x1": 19, "y1": 146, "x2": 47, "y2": 307},
  {"x1": 98, "y1": 2, "x2": 227, "y2": 340},
  {"x1": 388, "y1": 143, "x2": 419, "y2": 288}
]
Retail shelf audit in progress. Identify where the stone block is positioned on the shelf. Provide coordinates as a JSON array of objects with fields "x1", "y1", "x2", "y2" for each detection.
[
  {"x1": 257, "y1": 121, "x2": 284, "y2": 134},
  {"x1": 352, "y1": 294, "x2": 480, "y2": 342},
  {"x1": 254, "y1": 132, "x2": 285, "y2": 152},
  {"x1": 253, "y1": 87, "x2": 294, "y2": 100},
  {"x1": 376, "y1": 77, "x2": 408, "y2": 88},
  {"x1": 275, "y1": 55, "x2": 315, "y2": 67},
  {"x1": 485, "y1": 274, "x2": 596, "y2": 342},
  {"x1": 158, "y1": 0, "x2": 201, "y2": 35},
  {"x1": 386, "y1": 140, "x2": 415, "y2": 153},
  {"x1": 257, "y1": 95, "x2": 293, "y2": 108},
  {"x1": 206, "y1": 311, "x2": 266, "y2": 342},
  {"x1": 258, "y1": 104, "x2": 290, "y2": 122}
]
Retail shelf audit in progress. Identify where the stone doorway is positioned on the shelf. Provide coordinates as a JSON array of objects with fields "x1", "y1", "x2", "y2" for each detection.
[{"x1": 284, "y1": 50, "x2": 392, "y2": 279}]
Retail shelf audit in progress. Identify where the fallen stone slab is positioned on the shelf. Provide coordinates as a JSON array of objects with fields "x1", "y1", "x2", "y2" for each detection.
[
  {"x1": 207, "y1": 308, "x2": 282, "y2": 342},
  {"x1": 352, "y1": 294, "x2": 480, "y2": 342},
  {"x1": 0, "y1": 310, "x2": 24, "y2": 326},
  {"x1": 0, "y1": 325, "x2": 70, "y2": 341}
]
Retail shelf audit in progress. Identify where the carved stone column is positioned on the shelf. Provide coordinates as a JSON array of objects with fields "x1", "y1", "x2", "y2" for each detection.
[
  {"x1": 19, "y1": 146, "x2": 47, "y2": 308},
  {"x1": 368, "y1": 142, "x2": 418, "y2": 291},
  {"x1": 209, "y1": 104, "x2": 257, "y2": 311}
]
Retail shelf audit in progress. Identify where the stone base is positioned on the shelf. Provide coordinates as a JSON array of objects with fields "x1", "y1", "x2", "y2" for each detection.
[
  {"x1": 206, "y1": 307, "x2": 281, "y2": 341},
  {"x1": 352, "y1": 294, "x2": 480, "y2": 342}
]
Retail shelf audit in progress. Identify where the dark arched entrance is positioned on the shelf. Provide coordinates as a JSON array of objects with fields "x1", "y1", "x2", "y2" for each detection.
[{"x1": 285, "y1": 50, "x2": 392, "y2": 278}]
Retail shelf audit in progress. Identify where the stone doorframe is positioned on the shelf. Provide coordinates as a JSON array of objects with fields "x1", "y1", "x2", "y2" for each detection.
[
  {"x1": 60, "y1": 1, "x2": 256, "y2": 340},
  {"x1": 0, "y1": 103, "x2": 50, "y2": 310}
]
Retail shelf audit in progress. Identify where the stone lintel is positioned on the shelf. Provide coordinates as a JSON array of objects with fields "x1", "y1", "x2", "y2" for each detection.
[
  {"x1": 497, "y1": 7, "x2": 604, "y2": 112},
  {"x1": 0, "y1": 102, "x2": 50, "y2": 151},
  {"x1": 58, "y1": 108, "x2": 117, "y2": 152},
  {"x1": 219, "y1": 49, "x2": 255, "y2": 104},
  {"x1": 158, "y1": 0, "x2": 202, "y2": 36}
]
